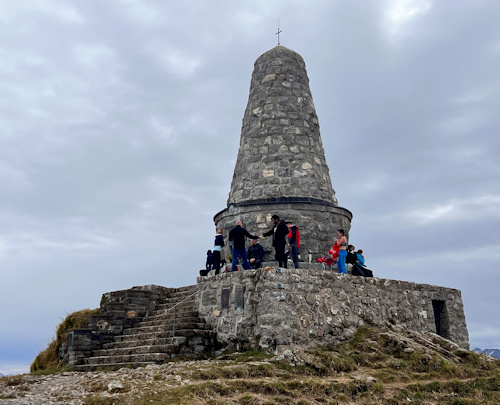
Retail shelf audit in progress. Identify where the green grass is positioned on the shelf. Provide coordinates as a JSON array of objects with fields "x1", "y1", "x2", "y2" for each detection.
[{"x1": 30, "y1": 308, "x2": 100, "y2": 372}]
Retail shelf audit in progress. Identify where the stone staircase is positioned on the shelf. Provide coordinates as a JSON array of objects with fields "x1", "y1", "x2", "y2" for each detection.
[{"x1": 73, "y1": 285, "x2": 216, "y2": 371}]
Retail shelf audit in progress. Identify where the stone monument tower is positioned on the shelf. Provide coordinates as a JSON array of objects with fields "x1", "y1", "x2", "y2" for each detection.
[{"x1": 214, "y1": 45, "x2": 352, "y2": 260}]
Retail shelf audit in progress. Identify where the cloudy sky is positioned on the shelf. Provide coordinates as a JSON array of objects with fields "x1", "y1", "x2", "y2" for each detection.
[{"x1": 1, "y1": 0, "x2": 499, "y2": 375}]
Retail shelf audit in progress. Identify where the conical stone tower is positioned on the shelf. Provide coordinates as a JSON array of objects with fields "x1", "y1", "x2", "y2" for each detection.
[{"x1": 214, "y1": 46, "x2": 352, "y2": 260}]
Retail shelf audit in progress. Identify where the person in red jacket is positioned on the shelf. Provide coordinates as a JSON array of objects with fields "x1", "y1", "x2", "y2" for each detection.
[{"x1": 286, "y1": 221, "x2": 300, "y2": 269}]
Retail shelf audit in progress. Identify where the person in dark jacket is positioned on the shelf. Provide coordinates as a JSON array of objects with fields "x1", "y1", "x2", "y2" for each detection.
[
  {"x1": 205, "y1": 250, "x2": 215, "y2": 271},
  {"x1": 347, "y1": 245, "x2": 367, "y2": 276},
  {"x1": 213, "y1": 229, "x2": 224, "y2": 274},
  {"x1": 260, "y1": 215, "x2": 288, "y2": 268},
  {"x1": 247, "y1": 238, "x2": 265, "y2": 269},
  {"x1": 346, "y1": 245, "x2": 357, "y2": 266},
  {"x1": 228, "y1": 221, "x2": 258, "y2": 272}
]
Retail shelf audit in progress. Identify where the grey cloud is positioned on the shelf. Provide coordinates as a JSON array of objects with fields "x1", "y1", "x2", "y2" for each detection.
[{"x1": 1, "y1": 1, "x2": 499, "y2": 374}]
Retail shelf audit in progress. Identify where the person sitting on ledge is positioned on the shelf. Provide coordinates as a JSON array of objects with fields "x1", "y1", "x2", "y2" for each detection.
[
  {"x1": 353, "y1": 248, "x2": 374, "y2": 277},
  {"x1": 346, "y1": 245, "x2": 357, "y2": 267},
  {"x1": 354, "y1": 249, "x2": 367, "y2": 275},
  {"x1": 199, "y1": 250, "x2": 214, "y2": 277},
  {"x1": 247, "y1": 238, "x2": 265, "y2": 269}
]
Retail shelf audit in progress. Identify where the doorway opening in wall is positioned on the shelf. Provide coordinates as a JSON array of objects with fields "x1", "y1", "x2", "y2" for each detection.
[{"x1": 432, "y1": 300, "x2": 450, "y2": 339}]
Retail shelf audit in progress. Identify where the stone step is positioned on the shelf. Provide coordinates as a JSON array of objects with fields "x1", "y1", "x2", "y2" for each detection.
[
  {"x1": 136, "y1": 317, "x2": 203, "y2": 328},
  {"x1": 102, "y1": 336, "x2": 187, "y2": 349},
  {"x1": 158, "y1": 296, "x2": 196, "y2": 306},
  {"x1": 164, "y1": 286, "x2": 197, "y2": 295},
  {"x1": 163, "y1": 290, "x2": 197, "y2": 300},
  {"x1": 121, "y1": 323, "x2": 207, "y2": 336},
  {"x1": 114, "y1": 328, "x2": 214, "y2": 342},
  {"x1": 72, "y1": 361, "x2": 156, "y2": 372},
  {"x1": 85, "y1": 352, "x2": 171, "y2": 365},
  {"x1": 160, "y1": 298, "x2": 196, "y2": 307},
  {"x1": 114, "y1": 330, "x2": 162, "y2": 342},
  {"x1": 156, "y1": 294, "x2": 196, "y2": 303},
  {"x1": 93, "y1": 343, "x2": 180, "y2": 357},
  {"x1": 103, "y1": 333, "x2": 215, "y2": 358},
  {"x1": 150, "y1": 303, "x2": 196, "y2": 316},
  {"x1": 145, "y1": 310, "x2": 199, "y2": 320}
]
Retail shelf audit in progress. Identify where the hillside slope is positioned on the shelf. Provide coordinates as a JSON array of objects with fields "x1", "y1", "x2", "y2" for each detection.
[{"x1": 1, "y1": 326, "x2": 499, "y2": 404}]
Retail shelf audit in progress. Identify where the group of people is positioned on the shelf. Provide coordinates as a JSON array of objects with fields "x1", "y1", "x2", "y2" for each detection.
[
  {"x1": 346, "y1": 245, "x2": 372, "y2": 277},
  {"x1": 227, "y1": 215, "x2": 301, "y2": 272},
  {"x1": 331, "y1": 229, "x2": 372, "y2": 277},
  {"x1": 203, "y1": 215, "x2": 300, "y2": 275},
  {"x1": 203, "y1": 217, "x2": 371, "y2": 277}
]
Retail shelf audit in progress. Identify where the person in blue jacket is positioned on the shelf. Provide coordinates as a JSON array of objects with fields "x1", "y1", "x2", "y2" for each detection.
[
  {"x1": 350, "y1": 246, "x2": 366, "y2": 276},
  {"x1": 353, "y1": 249, "x2": 373, "y2": 277}
]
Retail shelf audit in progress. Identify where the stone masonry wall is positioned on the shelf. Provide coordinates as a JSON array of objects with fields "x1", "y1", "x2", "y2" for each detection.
[
  {"x1": 227, "y1": 46, "x2": 338, "y2": 205},
  {"x1": 196, "y1": 268, "x2": 469, "y2": 350}
]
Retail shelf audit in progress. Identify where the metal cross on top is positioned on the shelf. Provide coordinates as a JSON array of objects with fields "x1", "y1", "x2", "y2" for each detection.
[{"x1": 276, "y1": 20, "x2": 282, "y2": 45}]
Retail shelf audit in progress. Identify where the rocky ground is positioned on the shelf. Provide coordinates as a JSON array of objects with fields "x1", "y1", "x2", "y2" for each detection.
[
  {"x1": 0, "y1": 360, "x2": 222, "y2": 405},
  {"x1": 2, "y1": 327, "x2": 499, "y2": 404}
]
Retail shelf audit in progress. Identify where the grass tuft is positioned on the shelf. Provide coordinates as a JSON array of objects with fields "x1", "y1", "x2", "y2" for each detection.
[{"x1": 30, "y1": 308, "x2": 100, "y2": 373}]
